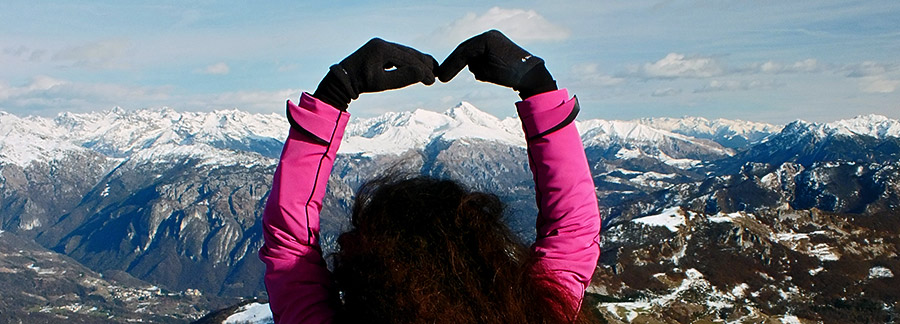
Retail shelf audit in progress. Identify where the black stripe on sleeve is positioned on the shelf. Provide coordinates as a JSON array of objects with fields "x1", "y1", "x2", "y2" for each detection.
[{"x1": 527, "y1": 96, "x2": 580, "y2": 141}]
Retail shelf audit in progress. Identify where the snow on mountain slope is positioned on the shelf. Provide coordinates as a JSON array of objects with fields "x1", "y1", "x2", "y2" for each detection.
[
  {"x1": 576, "y1": 118, "x2": 732, "y2": 165},
  {"x1": 771, "y1": 114, "x2": 900, "y2": 142},
  {"x1": 440, "y1": 102, "x2": 522, "y2": 144},
  {"x1": 124, "y1": 142, "x2": 274, "y2": 168},
  {"x1": 0, "y1": 102, "x2": 744, "y2": 169},
  {"x1": 54, "y1": 107, "x2": 287, "y2": 158},
  {"x1": 5, "y1": 104, "x2": 897, "y2": 168},
  {"x1": 634, "y1": 116, "x2": 781, "y2": 147},
  {"x1": 825, "y1": 114, "x2": 900, "y2": 139},
  {"x1": 2, "y1": 107, "x2": 287, "y2": 168},
  {"x1": 0, "y1": 111, "x2": 89, "y2": 167},
  {"x1": 3, "y1": 102, "x2": 529, "y2": 165},
  {"x1": 223, "y1": 302, "x2": 273, "y2": 324},
  {"x1": 578, "y1": 119, "x2": 689, "y2": 144},
  {"x1": 340, "y1": 102, "x2": 524, "y2": 156}
]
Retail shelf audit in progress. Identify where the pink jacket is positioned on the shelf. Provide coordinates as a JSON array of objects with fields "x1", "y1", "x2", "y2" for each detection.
[{"x1": 259, "y1": 89, "x2": 601, "y2": 323}]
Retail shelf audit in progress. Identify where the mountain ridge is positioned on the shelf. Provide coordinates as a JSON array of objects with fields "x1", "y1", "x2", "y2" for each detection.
[{"x1": 2, "y1": 105, "x2": 899, "y2": 322}]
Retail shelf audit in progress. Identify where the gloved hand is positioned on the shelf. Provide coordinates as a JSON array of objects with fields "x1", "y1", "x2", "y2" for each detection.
[
  {"x1": 437, "y1": 30, "x2": 557, "y2": 100},
  {"x1": 313, "y1": 38, "x2": 439, "y2": 110}
]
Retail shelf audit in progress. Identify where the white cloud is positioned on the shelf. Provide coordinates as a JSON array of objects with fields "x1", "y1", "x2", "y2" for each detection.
[
  {"x1": 625, "y1": 56, "x2": 828, "y2": 80},
  {"x1": 694, "y1": 79, "x2": 779, "y2": 93},
  {"x1": 200, "y1": 88, "x2": 298, "y2": 112},
  {"x1": 3, "y1": 46, "x2": 47, "y2": 62},
  {"x1": 839, "y1": 62, "x2": 899, "y2": 93},
  {"x1": 0, "y1": 76, "x2": 68, "y2": 101},
  {"x1": 859, "y1": 76, "x2": 899, "y2": 93},
  {"x1": 200, "y1": 62, "x2": 230, "y2": 75},
  {"x1": 432, "y1": 7, "x2": 570, "y2": 45},
  {"x1": 29, "y1": 50, "x2": 46, "y2": 62},
  {"x1": 0, "y1": 75, "x2": 305, "y2": 115},
  {"x1": 758, "y1": 58, "x2": 821, "y2": 74},
  {"x1": 634, "y1": 53, "x2": 724, "y2": 79},
  {"x1": 843, "y1": 61, "x2": 897, "y2": 78},
  {"x1": 0, "y1": 76, "x2": 170, "y2": 115},
  {"x1": 651, "y1": 88, "x2": 682, "y2": 97},
  {"x1": 4, "y1": 46, "x2": 30, "y2": 57},
  {"x1": 570, "y1": 63, "x2": 625, "y2": 87},
  {"x1": 52, "y1": 39, "x2": 131, "y2": 69}
]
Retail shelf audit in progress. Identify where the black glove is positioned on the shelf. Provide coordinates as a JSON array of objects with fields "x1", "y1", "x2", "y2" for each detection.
[
  {"x1": 313, "y1": 38, "x2": 439, "y2": 110},
  {"x1": 437, "y1": 30, "x2": 557, "y2": 99}
]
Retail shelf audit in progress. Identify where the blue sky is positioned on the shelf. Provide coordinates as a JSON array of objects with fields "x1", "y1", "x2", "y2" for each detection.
[{"x1": 1, "y1": 1, "x2": 898, "y2": 123}]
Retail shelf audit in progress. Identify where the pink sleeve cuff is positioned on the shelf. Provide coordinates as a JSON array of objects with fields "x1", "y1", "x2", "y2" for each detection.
[
  {"x1": 515, "y1": 89, "x2": 580, "y2": 140},
  {"x1": 286, "y1": 92, "x2": 351, "y2": 143}
]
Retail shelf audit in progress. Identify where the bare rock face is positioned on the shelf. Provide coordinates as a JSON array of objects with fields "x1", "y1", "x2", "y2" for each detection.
[
  {"x1": 1, "y1": 150, "x2": 114, "y2": 237},
  {"x1": 35, "y1": 158, "x2": 276, "y2": 297}
]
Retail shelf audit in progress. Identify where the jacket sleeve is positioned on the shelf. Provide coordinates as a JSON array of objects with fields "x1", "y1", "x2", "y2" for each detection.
[
  {"x1": 517, "y1": 89, "x2": 601, "y2": 316},
  {"x1": 259, "y1": 92, "x2": 349, "y2": 324}
]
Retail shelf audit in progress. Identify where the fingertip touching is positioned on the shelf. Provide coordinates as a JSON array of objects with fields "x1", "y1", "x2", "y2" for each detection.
[
  {"x1": 437, "y1": 32, "x2": 489, "y2": 83},
  {"x1": 422, "y1": 55, "x2": 439, "y2": 85},
  {"x1": 436, "y1": 58, "x2": 464, "y2": 83}
]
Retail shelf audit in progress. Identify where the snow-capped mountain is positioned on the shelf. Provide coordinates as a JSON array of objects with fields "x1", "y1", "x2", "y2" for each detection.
[
  {"x1": 719, "y1": 114, "x2": 900, "y2": 172},
  {"x1": 0, "y1": 111, "x2": 92, "y2": 167},
  {"x1": 577, "y1": 119, "x2": 732, "y2": 169},
  {"x1": 2, "y1": 102, "x2": 739, "y2": 169},
  {"x1": 821, "y1": 114, "x2": 900, "y2": 139},
  {"x1": 341, "y1": 102, "x2": 524, "y2": 156},
  {"x1": 1, "y1": 105, "x2": 899, "y2": 322},
  {"x1": 634, "y1": 116, "x2": 782, "y2": 149},
  {"x1": 0, "y1": 107, "x2": 287, "y2": 169},
  {"x1": 54, "y1": 107, "x2": 287, "y2": 157}
]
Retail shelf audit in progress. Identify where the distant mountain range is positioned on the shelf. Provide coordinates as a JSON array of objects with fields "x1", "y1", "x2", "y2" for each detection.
[{"x1": 1, "y1": 104, "x2": 898, "y2": 322}]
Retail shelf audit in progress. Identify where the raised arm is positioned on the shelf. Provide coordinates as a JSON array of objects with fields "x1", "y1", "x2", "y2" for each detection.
[
  {"x1": 437, "y1": 30, "x2": 601, "y2": 318},
  {"x1": 259, "y1": 39, "x2": 438, "y2": 324},
  {"x1": 517, "y1": 90, "x2": 601, "y2": 314},
  {"x1": 259, "y1": 93, "x2": 349, "y2": 324}
]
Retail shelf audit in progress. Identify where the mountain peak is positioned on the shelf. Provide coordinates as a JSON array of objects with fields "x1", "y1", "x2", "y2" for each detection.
[
  {"x1": 778, "y1": 114, "x2": 900, "y2": 140},
  {"x1": 444, "y1": 101, "x2": 503, "y2": 127},
  {"x1": 827, "y1": 114, "x2": 900, "y2": 139}
]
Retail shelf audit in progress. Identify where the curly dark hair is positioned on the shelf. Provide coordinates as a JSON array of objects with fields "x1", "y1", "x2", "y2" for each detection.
[{"x1": 331, "y1": 175, "x2": 597, "y2": 323}]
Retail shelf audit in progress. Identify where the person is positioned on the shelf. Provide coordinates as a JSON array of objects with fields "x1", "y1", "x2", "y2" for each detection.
[{"x1": 259, "y1": 30, "x2": 601, "y2": 323}]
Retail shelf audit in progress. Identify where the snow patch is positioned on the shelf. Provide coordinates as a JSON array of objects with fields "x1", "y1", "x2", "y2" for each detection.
[
  {"x1": 27, "y1": 263, "x2": 58, "y2": 275},
  {"x1": 224, "y1": 302, "x2": 273, "y2": 324},
  {"x1": 633, "y1": 207, "x2": 685, "y2": 232},
  {"x1": 615, "y1": 147, "x2": 643, "y2": 159},
  {"x1": 731, "y1": 283, "x2": 749, "y2": 298},
  {"x1": 808, "y1": 243, "x2": 839, "y2": 261},
  {"x1": 774, "y1": 230, "x2": 840, "y2": 261},
  {"x1": 708, "y1": 211, "x2": 744, "y2": 223},
  {"x1": 663, "y1": 157, "x2": 702, "y2": 168},
  {"x1": 868, "y1": 266, "x2": 894, "y2": 279},
  {"x1": 604, "y1": 301, "x2": 651, "y2": 322}
]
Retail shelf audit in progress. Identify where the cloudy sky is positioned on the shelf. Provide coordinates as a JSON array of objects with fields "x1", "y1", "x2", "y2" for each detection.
[{"x1": 1, "y1": 1, "x2": 898, "y2": 123}]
